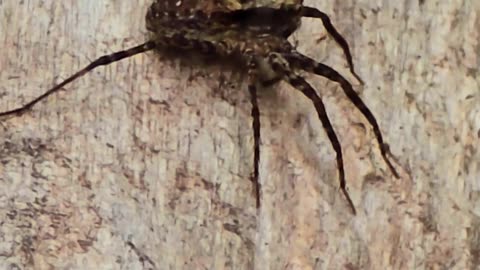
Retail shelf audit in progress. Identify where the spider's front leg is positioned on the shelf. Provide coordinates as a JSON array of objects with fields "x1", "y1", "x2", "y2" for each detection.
[
  {"x1": 300, "y1": 6, "x2": 364, "y2": 85},
  {"x1": 267, "y1": 53, "x2": 356, "y2": 215},
  {"x1": 283, "y1": 52, "x2": 399, "y2": 179}
]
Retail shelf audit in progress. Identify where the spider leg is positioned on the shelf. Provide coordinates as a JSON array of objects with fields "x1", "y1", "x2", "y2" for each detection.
[
  {"x1": 244, "y1": 54, "x2": 265, "y2": 209},
  {"x1": 301, "y1": 6, "x2": 364, "y2": 85},
  {"x1": 0, "y1": 33, "x2": 229, "y2": 119},
  {"x1": 248, "y1": 80, "x2": 261, "y2": 208},
  {"x1": 267, "y1": 53, "x2": 356, "y2": 215},
  {"x1": 284, "y1": 52, "x2": 399, "y2": 179},
  {"x1": 0, "y1": 41, "x2": 156, "y2": 118}
]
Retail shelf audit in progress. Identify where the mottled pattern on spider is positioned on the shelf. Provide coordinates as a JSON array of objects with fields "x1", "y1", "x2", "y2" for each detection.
[{"x1": 0, "y1": 0, "x2": 399, "y2": 215}]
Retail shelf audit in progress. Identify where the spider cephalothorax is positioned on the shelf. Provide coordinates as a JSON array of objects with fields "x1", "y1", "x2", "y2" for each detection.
[{"x1": 0, "y1": 0, "x2": 399, "y2": 214}]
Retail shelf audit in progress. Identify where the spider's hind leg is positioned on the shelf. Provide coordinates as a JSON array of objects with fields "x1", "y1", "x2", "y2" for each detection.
[
  {"x1": 300, "y1": 6, "x2": 364, "y2": 85},
  {"x1": 267, "y1": 53, "x2": 356, "y2": 215},
  {"x1": 284, "y1": 52, "x2": 399, "y2": 179},
  {"x1": 246, "y1": 60, "x2": 262, "y2": 209},
  {"x1": 249, "y1": 84, "x2": 262, "y2": 209}
]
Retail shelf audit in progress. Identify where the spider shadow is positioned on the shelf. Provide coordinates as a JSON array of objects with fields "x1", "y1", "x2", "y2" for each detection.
[{"x1": 150, "y1": 47, "x2": 282, "y2": 109}]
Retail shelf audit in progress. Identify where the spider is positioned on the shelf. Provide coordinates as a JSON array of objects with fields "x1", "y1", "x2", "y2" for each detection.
[{"x1": 0, "y1": 0, "x2": 399, "y2": 215}]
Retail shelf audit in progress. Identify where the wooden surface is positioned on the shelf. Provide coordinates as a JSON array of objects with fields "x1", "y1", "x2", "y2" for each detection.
[{"x1": 0, "y1": 0, "x2": 479, "y2": 269}]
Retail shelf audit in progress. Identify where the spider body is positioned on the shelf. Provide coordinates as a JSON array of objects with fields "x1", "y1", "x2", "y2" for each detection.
[
  {"x1": 0, "y1": 0, "x2": 399, "y2": 215},
  {"x1": 146, "y1": 0, "x2": 303, "y2": 39}
]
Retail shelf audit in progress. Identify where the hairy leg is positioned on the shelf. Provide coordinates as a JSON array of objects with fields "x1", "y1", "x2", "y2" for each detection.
[
  {"x1": 0, "y1": 42, "x2": 156, "y2": 118},
  {"x1": 247, "y1": 60, "x2": 262, "y2": 208},
  {"x1": 267, "y1": 53, "x2": 356, "y2": 214},
  {"x1": 249, "y1": 84, "x2": 261, "y2": 208},
  {"x1": 284, "y1": 52, "x2": 399, "y2": 178},
  {"x1": 301, "y1": 6, "x2": 364, "y2": 85},
  {"x1": 0, "y1": 33, "x2": 228, "y2": 118}
]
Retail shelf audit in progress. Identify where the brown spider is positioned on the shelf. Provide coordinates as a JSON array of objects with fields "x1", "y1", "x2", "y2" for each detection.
[{"x1": 0, "y1": 0, "x2": 399, "y2": 215}]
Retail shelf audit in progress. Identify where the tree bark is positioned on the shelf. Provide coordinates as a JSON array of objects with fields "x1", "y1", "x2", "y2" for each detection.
[{"x1": 0, "y1": 0, "x2": 479, "y2": 269}]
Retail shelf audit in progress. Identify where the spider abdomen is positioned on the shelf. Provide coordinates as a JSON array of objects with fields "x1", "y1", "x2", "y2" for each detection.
[{"x1": 146, "y1": 1, "x2": 303, "y2": 40}]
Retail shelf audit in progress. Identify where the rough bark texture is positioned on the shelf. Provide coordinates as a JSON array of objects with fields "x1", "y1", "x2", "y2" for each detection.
[{"x1": 1, "y1": 0, "x2": 479, "y2": 269}]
